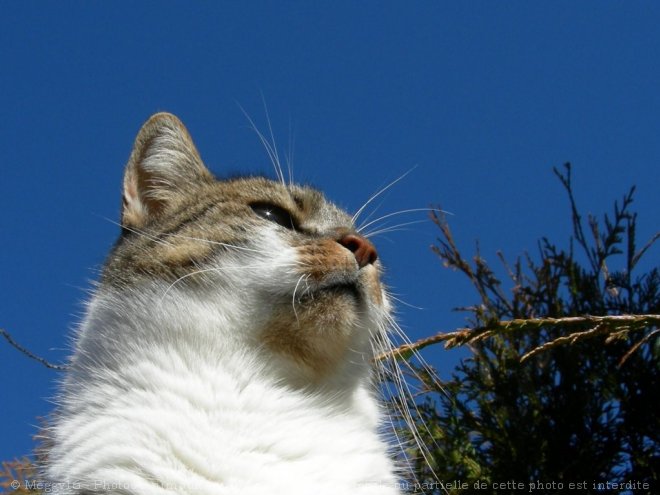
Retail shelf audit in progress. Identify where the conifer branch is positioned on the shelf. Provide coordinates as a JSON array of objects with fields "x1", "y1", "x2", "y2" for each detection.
[
  {"x1": 618, "y1": 327, "x2": 660, "y2": 368},
  {"x1": 377, "y1": 314, "x2": 660, "y2": 363},
  {"x1": 0, "y1": 457, "x2": 39, "y2": 494}
]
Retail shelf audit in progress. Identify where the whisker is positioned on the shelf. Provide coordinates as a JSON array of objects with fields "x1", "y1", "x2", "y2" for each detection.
[
  {"x1": 161, "y1": 233, "x2": 267, "y2": 254},
  {"x1": 371, "y1": 342, "x2": 417, "y2": 479},
  {"x1": 373, "y1": 322, "x2": 425, "y2": 479},
  {"x1": 291, "y1": 274, "x2": 308, "y2": 324},
  {"x1": 386, "y1": 313, "x2": 442, "y2": 381},
  {"x1": 351, "y1": 166, "x2": 418, "y2": 225},
  {"x1": 237, "y1": 103, "x2": 284, "y2": 184},
  {"x1": 379, "y1": 311, "x2": 450, "y2": 490},
  {"x1": 387, "y1": 294, "x2": 425, "y2": 311},
  {"x1": 159, "y1": 267, "x2": 221, "y2": 303},
  {"x1": 286, "y1": 116, "x2": 296, "y2": 186},
  {"x1": 358, "y1": 207, "x2": 449, "y2": 233},
  {"x1": 260, "y1": 92, "x2": 286, "y2": 186},
  {"x1": 354, "y1": 196, "x2": 389, "y2": 233},
  {"x1": 159, "y1": 261, "x2": 298, "y2": 303},
  {"x1": 387, "y1": 349, "x2": 444, "y2": 488},
  {"x1": 362, "y1": 220, "x2": 428, "y2": 238},
  {"x1": 101, "y1": 217, "x2": 173, "y2": 247},
  {"x1": 104, "y1": 216, "x2": 275, "y2": 256}
]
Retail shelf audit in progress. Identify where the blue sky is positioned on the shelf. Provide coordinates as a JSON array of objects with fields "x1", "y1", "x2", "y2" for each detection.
[{"x1": 1, "y1": 2, "x2": 659, "y2": 462}]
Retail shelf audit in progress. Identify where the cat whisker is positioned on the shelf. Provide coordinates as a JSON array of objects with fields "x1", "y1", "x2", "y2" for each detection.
[
  {"x1": 387, "y1": 358, "x2": 444, "y2": 489},
  {"x1": 372, "y1": 334, "x2": 424, "y2": 485},
  {"x1": 357, "y1": 207, "x2": 448, "y2": 233},
  {"x1": 362, "y1": 220, "x2": 428, "y2": 239},
  {"x1": 161, "y1": 233, "x2": 268, "y2": 254},
  {"x1": 159, "y1": 267, "x2": 219, "y2": 302},
  {"x1": 353, "y1": 197, "x2": 390, "y2": 235},
  {"x1": 101, "y1": 217, "x2": 174, "y2": 247},
  {"x1": 380, "y1": 314, "x2": 448, "y2": 490},
  {"x1": 159, "y1": 262, "x2": 299, "y2": 303},
  {"x1": 377, "y1": 382, "x2": 417, "y2": 481},
  {"x1": 386, "y1": 312, "x2": 445, "y2": 395},
  {"x1": 104, "y1": 219, "x2": 274, "y2": 256},
  {"x1": 386, "y1": 294, "x2": 425, "y2": 311},
  {"x1": 286, "y1": 116, "x2": 296, "y2": 187},
  {"x1": 260, "y1": 93, "x2": 286, "y2": 186},
  {"x1": 351, "y1": 166, "x2": 417, "y2": 225},
  {"x1": 104, "y1": 216, "x2": 271, "y2": 257},
  {"x1": 237, "y1": 102, "x2": 285, "y2": 185},
  {"x1": 291, "y1": 274, "x2": 309, "y2": 324}
]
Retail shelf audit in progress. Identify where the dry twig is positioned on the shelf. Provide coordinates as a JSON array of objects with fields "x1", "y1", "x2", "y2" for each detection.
[
  {"x1": 0, "y1": 328, "x2": 67, "y2": 371},
  {"x1": 377, "y1": 314, "x2": 660, "y2": 365}
]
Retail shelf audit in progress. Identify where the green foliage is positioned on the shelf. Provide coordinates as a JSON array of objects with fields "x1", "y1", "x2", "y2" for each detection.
[{"x1": 397, "y1": 164, "x2": 659, "y2": 493}]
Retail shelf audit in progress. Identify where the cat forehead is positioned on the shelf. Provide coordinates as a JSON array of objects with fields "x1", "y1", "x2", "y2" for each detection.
[{"x1": 213, "y1": 176, "x2": 353, "y2": 227}]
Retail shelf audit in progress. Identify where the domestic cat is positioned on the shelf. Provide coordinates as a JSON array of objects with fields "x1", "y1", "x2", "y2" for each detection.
[{"x1": 43, "y1": 113, "x2": 403, "y2": 494}]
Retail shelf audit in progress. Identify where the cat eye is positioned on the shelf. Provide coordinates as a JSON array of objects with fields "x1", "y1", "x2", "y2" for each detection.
[{"x1": 250, "y1": 202, "x2": 297, "y2": 230}]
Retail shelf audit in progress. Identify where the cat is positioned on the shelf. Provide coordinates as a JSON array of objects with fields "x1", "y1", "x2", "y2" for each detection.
[{"x1": 42, "y1": 113, "x2": 403, "y2": 494}]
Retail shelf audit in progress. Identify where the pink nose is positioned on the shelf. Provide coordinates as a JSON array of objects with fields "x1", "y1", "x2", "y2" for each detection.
[{"x1": 338, "y1": 234, "x2": 378, "y2": 268}]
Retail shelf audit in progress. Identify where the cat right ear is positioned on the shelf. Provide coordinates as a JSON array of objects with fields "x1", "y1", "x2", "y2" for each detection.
[{"x1": 121, "y1": 113, "x2": 213, "y2": 229}]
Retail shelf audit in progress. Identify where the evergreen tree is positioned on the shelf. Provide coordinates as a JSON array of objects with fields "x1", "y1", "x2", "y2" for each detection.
[{"x1": 392, "y1": 164, "x2": 659, "y2": 494}]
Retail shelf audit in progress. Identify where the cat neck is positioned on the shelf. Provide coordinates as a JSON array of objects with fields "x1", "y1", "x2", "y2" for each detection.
[{"x1": 47, "y1": 282, "x2": 400, "y2": 494}]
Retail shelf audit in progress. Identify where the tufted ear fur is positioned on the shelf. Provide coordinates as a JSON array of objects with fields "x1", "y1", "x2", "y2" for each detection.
[{"x1": 121, "y1": 113, "x2": 214, "y2": 229}]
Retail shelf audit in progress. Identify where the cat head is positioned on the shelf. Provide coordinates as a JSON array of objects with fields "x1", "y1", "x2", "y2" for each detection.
[{"x1": 103, "y1": 113, "x2": 390, "y2": 380}]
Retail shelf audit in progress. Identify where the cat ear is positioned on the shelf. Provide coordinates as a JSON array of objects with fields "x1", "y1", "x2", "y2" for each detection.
[{"x1": 121, "y1": 113, "x2": 213, "y2": 228}]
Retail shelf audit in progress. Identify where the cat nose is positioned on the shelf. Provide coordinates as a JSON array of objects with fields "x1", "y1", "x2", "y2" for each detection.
[{"x1": 337, "y1": 234, "x2": 378, "y2": 268}]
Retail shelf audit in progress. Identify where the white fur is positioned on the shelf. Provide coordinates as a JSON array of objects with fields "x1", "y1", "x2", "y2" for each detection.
[{"x1": 45, "y1": 227, "x2": 401, "y2": 494}]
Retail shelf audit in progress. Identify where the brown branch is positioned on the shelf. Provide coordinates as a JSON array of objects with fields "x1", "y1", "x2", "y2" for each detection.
[
  {"x1": 618, "y1": 327, "x2": 660, "y2": 368},
  {"x1": 375, "y1": 329, "x2": 472, "y2": 362},
  {"x1": 519, "y1": 322, "x2": 609, "y2": 363},
  {"x1": 0, "y1": 328, "x2": 68, "y2": 371},
  {"x1": 0, "y1": 457, "x2": 38, "y2": 494},
  {"x1": 376, "y1": 314, "x2": 660, "y2": 363},
  {"x1": 632, "y1": 230, "x2": 660, "y2": 268}
]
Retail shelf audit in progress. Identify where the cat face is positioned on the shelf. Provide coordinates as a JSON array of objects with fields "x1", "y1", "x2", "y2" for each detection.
[{"x1": 105, "y1": 113, "x2": 389, "y2": 377}]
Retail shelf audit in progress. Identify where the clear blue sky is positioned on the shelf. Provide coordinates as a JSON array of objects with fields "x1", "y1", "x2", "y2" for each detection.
[{"x1": 1, "y1": 2, "x2": 659, "y2": 461}]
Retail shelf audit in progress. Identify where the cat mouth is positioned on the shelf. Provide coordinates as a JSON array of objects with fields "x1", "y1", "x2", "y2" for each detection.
[
  {"x1": 322, "y1": 282, "x2": 361, "y2": 298},
  {"x1": 299, "y1": 280, "x2": 362, "y2": 302}
]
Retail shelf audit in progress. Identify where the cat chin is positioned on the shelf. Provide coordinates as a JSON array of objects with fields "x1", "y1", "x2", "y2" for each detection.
[{"x1": 259, "y1": 288, "x2": 378, "y2": 378}]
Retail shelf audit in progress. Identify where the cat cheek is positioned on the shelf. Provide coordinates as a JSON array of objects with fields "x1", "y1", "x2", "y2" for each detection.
[{"x1": 156, "y1": 240, "x2": 214, "y2": 267}]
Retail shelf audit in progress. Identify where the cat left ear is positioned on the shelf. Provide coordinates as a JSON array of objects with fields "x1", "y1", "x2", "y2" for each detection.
[{"x1": 121, "y1": 113, "x2": 213, "y2": 229}]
